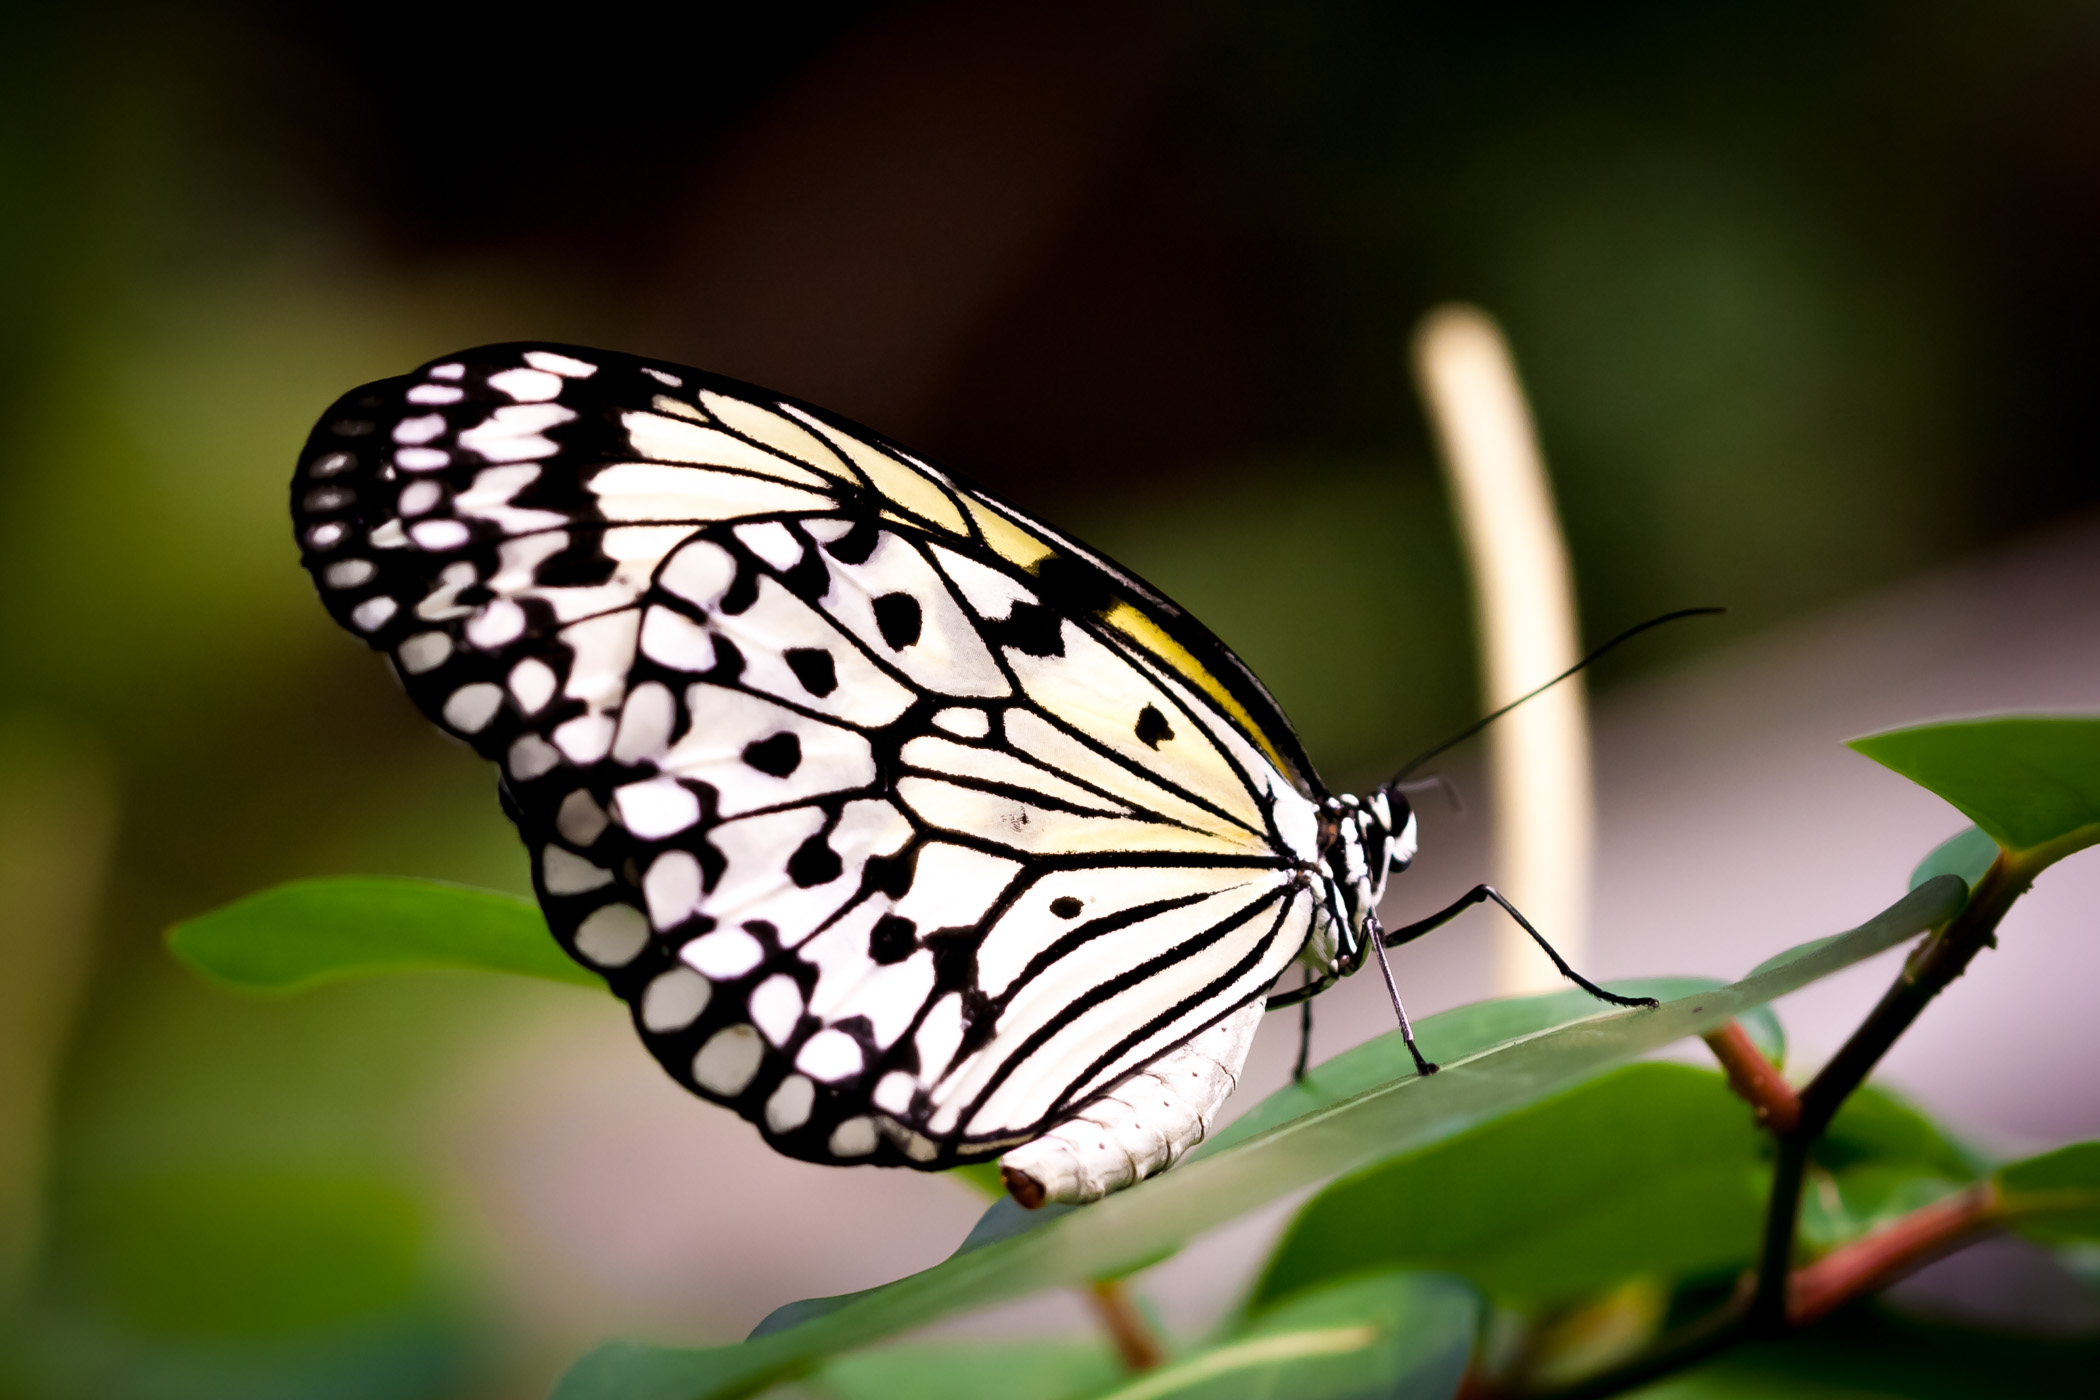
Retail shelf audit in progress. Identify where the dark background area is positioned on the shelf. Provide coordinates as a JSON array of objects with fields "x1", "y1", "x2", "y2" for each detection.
[{"x1": 0, "y1": 2, "x2": 2094, "y2": 1396}]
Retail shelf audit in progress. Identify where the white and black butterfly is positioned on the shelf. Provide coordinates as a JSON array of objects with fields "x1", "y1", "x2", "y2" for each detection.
[{"x1": 292, "y1": 344, "x2": 1637, "y2": 1207}]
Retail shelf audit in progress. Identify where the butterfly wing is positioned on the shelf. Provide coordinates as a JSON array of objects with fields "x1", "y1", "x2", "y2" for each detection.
[{"x1": 293, "y1": 344, "x2": 1333, "y2": 1166}]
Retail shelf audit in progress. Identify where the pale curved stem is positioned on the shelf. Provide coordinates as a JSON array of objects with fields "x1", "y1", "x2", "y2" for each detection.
[{"x1": 1412, "y1": 306, "x2": 1592, "y2": 995}]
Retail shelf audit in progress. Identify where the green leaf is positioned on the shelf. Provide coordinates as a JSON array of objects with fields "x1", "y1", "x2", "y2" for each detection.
[
  {"x1": 1248, "y1": 1063, "x2": 1765, "y2": 1310},
  {"x1": 1998, "y1": 1141, "x2": 2100, "y2": 1245},
  {"x1": 1204, "y1": 979, "x2": 1782, "y2": 1158},
  {"x1": 1850, "y1": 716, "x2": 2100, "y2": 865},
  {"x1": 167, "y1": 876, "x2": 602, "y2": 992},
  {"x1": 549, "y1": 879, "x2": 1961, "y2": 1400},
  {"x1": 1908, "y1": 824, "x2": 2000, "y2": 893},
  {"x1": 1096, "y1": 1272, "x2": 1476, "y2": 1400},
  {"x1": 1816, "y1": 1086, "x2": 1984, "y2": 1182},
  {"x1": 807, "y1": 1339, "x2": 1122, "y2": 1400}
]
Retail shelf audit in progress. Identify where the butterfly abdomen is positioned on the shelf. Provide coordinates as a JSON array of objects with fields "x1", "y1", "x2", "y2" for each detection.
[{"x1": 998, "y1": 999, "x2": 1263, "y2": 1207}]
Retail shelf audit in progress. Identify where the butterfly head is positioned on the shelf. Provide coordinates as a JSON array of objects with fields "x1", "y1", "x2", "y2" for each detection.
[{"x1": 1313, "y1": 788, "x2": 1419, "y2": 974}]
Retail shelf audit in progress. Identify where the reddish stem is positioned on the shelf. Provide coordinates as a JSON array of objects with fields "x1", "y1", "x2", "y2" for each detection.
[
  {"x1": 1787, "y1": 1182, "x2": 2000, "y2": 1327},
  {"x1": 1085, "y1": 1277, "x2": 1166, "y2": 1372},
  {"x1": 1702, "y1": 1021, "x2": 1802, "y2": 1134}
]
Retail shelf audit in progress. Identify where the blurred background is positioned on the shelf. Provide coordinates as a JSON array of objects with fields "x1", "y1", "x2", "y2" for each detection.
[{"x1": 4, "y1": 1, "x2": 2100, "y2": 1395}]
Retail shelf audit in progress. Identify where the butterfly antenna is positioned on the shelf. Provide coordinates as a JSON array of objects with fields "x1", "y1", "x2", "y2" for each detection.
[
  {"x1": 1391, "y1": 607, "x2": 1724, "y2": 783},
  {"x1": 1391, "y1": 772, "x2": 1464, "y2": 818}
]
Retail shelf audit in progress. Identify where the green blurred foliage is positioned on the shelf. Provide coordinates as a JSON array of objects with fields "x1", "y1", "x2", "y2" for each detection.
[{"x1": 1251, "y1": 1064, "x2": 1768, "y2": 1310}]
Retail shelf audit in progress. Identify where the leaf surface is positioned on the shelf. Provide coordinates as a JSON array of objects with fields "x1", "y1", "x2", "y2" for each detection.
[
  {"x1": 168, "y1": 876, "x2": 601, "y2": 992},
  {"x1": 1851, "y1": 716, "x2": 2100, "y2": 864}
]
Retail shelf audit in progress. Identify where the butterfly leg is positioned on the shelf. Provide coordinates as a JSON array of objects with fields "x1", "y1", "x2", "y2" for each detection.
[
  {"x1": 1383, "y1": 884, "x2": 1658, "y2": 1009},
  {"x1": 1292, "y1": 998, "x2": 1314, "y2": 1082},
  {"x1": 1365, "y1": 912, "x2": 1439, "y2": 1076}
]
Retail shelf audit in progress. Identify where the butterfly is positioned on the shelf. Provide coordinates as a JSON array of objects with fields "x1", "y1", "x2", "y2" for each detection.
[{"x1": 292, "y1": 343, "x2": 1636, "y2": 1208}]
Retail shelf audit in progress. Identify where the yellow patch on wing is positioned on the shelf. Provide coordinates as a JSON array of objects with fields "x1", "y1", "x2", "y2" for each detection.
[
  {"x1": 698, "y1": 391, "x2": 858, "y2": 481},
  {"x1": 962, "y1": 496, "x2": 1056, "y2": 570},
  {"x1": 797, "y1": 421, "x2": 971, "y2": 535},
  {"x1": 1099, "y1": 601, "x2": 1295, "y2": 780}
]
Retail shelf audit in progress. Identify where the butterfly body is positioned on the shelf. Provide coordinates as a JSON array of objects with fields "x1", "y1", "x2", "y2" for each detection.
[{"x1": 293, "y1": 344, "x2": 1415, "y2": 1204}]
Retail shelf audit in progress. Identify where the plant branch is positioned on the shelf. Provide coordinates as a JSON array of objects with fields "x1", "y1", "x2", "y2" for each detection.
[
  {"x1": 1787, "y1": 1182, "x2": 2000, "y2": 1326},
  {"x1": 1702, "y1": 1021, "x2": 1800, "y2": 1132},
  {"x1": 1749, "y1": 853, "x2": 2027, "y2": 1331},
  {"x1": 1085, "y1": 1277, "x2": 1166, "y2": 1372}
]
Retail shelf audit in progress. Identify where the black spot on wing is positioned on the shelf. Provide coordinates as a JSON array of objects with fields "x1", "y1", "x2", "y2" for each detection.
[
  {"x1": 787, "y1": 834, "x2": 843, "y2": 887},
  {"x1": 1136, "y1": 704, "x2": 1174, "y2": 749},
  {"x1": 741, "y1": 731, "x2": 802, "y2": 776},
  {"x1": 1050, "y1": 896, "x2": 1083, "y2": 919},
  {"x1": 870, "y1": 915, "x2": 917, "y2": 965},
  {"x1": 991, "y1": 601, "x2": 1063, "y2": 657},
  {"x1": 784, "y1": 647, "x2": 838, "y2": 696},
  {"x1": 873, "y1": 592, "x2": 923, "y2": 649},
  {"x1": 824, "y1": 518, "x2": 879, "y2": 565}
]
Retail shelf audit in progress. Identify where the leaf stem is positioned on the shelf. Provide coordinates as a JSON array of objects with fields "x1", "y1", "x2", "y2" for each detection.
[
  {"x1": 1749, "y1": 852, "x2": 2026, "y2": 1331},
  {"x1": 1702, "y1": 1021, "x2": 1800, "y2": 1132},
  {"x1": 1085, "y1": 1277, "x2": 1166, "y2": 1372},
  {"x1": 1786, "y1": 1182, "x2": 2000, "y2": 1327}
]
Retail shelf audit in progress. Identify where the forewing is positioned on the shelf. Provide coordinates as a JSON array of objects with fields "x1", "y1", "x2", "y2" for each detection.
[{"x1": 293, "y1": 344, "x2": 1329, "y2": 1166}]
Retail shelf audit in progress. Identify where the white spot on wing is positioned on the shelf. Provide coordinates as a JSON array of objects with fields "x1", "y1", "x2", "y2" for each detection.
[
  {"x1": 643, "y1": 850, "x2": 701, "y2": 929},
  {"x1": 685, "y1": 926, "x2": 764, "y2": 979},
  {"x1": 551, "y1": 712, "x2": 615, "y2": 763},
  {"x1": 874, "y1": 1071, "x2": 914, "y2": 1114},
  {"x1": 508, "y1": 735, "x2": 561, "y2": 780},
  {"x1": 411, "y1": 520, "x2": 471, "y2": 550},
  {"x1": 828, "y1": 1116, "x2": 877, "y2": 1157},
  {"x1": 750, "y1": 974, "x2": 804, "y2": 1046},
  {"x1": 458, "y1": 402, "x2": 574, "y2": 462},
  {"x1": 541, "y1": 845, "x2": 613, "y2": 894},
  {"x1": 694, "y1": 1025, "x2": 762, "y2": 1095},
  {"x1": 394, "y1": 414, "x2": 446, "y2": 444},
  {"x1": 556, "y1": 789, "x2": 609, "y2": 846},
  {"x1": 640, "y1": 967, "x2": 711, "y2": 1031},
  {"x1": 523, "y1": 350, "x2": 598, "y2": 377},
  {"x1": 612, "y1": 682, "x2": 676, "y2": 761},
  {"x1": 734, "y1": 520, "x2": 804, "y2": 570},
  {"x1": 658, "y1": 540, "x2": 737, "y2": 609},
  {"x1": 324, "y1": 559, "x2": 374, "y2": 589},
  {"x1": 931, "y1": 707, "x2": 990, "y2": 738},
  {"x1": 488, "y1": 367, "x2": 564, "y2": 402},
  {"x1": 509, "y1": 658, "x2": 558, "y2": 713},
  {"x1": 575, "y1": 903, "x2": 649, "y2": 967},
  {"x1": 351, "y1": 596, "x2": 398, "y2": 631},
  {"x1": 396, "y1": 631, "x2": 451, "y2": 673},
  {"x1": 612, "y1": 775, "x2": 700, "y2": 838},
  {"x1": 466, "y1": 599, "x2": 526, "y2": 648},
  {"x1": 639, "y1": 606, "x2": 717, "y2": 672},
  {"x1": 796, "y1": 1028, "x2": 864, "y2": 1082},
  {"x1": 442, "y1": 683, "x2": 503, "y2": 732},
  {"x1": 766, "y1": 1074, "x2": 815, "y2": 1132}
]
